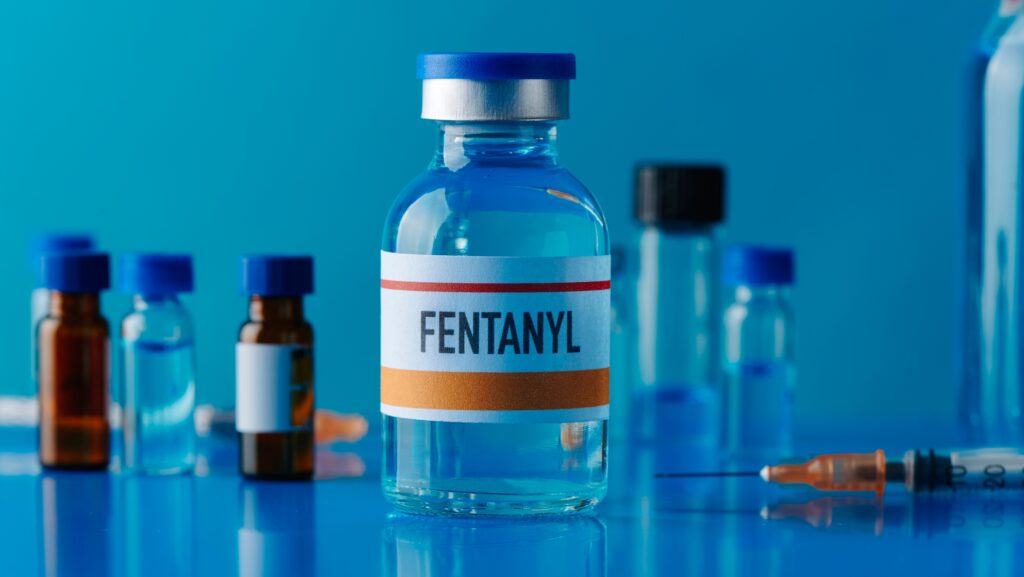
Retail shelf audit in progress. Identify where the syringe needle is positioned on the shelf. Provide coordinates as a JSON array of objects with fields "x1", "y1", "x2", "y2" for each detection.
[{"x1": 655, "y1": 471, "x2": 761, "y2": 478}]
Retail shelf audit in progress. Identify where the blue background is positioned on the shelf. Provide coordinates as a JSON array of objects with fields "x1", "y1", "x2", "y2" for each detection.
[{"x1": 0, "y1": 0, "x2": 990, "y2": 429}]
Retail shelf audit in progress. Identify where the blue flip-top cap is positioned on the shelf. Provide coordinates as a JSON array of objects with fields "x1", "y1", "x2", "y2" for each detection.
[
  {"x1": 723, "y1": 246, "x2": 795, "y2": 286},
  {"x1": 28, "y1": 233, "x2": 95, "y2": 284},
  {"x1": 417, "y1": 52, "x2": 576, "y2": 80},
  {"x1": 118, "y1": 253, "x2": 194, "y2": 295},
  {"x1": 240, "y1": 255, "x2": 314, "y2": 296},
  {"x1": 41, "y1": 252, "x2": 110, "y2": 293}
]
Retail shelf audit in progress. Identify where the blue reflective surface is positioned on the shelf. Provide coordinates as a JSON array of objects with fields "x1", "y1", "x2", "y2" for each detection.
[{"x1": 1, "y1": 425, "x2": 1023, "y2": 577}]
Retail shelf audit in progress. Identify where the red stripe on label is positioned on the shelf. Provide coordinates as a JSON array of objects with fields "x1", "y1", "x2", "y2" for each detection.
[{"x1": 380, "y1": 280, "x2": 611, "y2": 293}]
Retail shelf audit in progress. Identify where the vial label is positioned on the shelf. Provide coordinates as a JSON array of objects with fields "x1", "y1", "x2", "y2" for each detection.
[
  {"x1": 236, "y1": 343, "x2": 313, "y2": 433},
  {"x1": 380, "y1": 251, "x2": 611, "y2": 424},
  {"x1": 950, "y1": 449, "x2": 1024, "y2": 491}
]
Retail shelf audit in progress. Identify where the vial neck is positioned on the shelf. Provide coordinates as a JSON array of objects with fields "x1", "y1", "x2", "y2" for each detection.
[
  {"x1": 132, "y1": 294, "x2": 181, "y2": 310},
  {"x1": 49, "y1": 292, "x2": 101, "y2": 319},
  {"x1": 249, "y1": 296, "x2": 305, "y2": 322},
  {"x1": 434, "y1": 122, "x2": 559, "y2": 171},
  {"x1": 733, "y1": 284, "x2": 789, "y2": 303}
]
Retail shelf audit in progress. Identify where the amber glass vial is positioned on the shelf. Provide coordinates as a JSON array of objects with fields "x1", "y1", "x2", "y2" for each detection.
[
  {"x1": 236, "y1": 256, "x2": 315, "y2": 480},
  {"x1": 37, "y1": 252, "x2": 111, "y2": 469}
]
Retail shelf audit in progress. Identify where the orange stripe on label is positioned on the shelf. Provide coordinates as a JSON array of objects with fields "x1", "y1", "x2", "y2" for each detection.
[
  {"x1": 380, "y1": 367, "x2": 609, "y2": 411},
  {"x1": 380, "y1": 280, "x2": 611, "y2": 293}
]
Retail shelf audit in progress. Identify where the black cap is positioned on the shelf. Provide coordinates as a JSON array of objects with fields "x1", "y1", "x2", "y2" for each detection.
[{"x1": 634, "y1": 164, "x2": 726, "y2": 225}]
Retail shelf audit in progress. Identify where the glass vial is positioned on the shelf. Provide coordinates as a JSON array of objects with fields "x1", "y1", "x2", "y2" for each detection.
[
  {"x1": 632, "y1": 165, "x2": 725, "y2": 447},
  {"x1": 117, "y1": 253, "x2": 197, "y2": 475},
  {"x1": 721, "y1": 246, "x2": 796, "y2": 456},
  {"x1": 37, "y1": 251, "x2": 111, "y2": 469},
  {"x1": 28, "y1": 233, "x2": 94, "y2": 392},
  {"x1": 981, "y1": 9, "x2": 1024, "y2": 442},
  {"x1": 381, "y1": 53, "x2": 609, "y2": 515},
  {"x1": 236, "y1": 255, "x2": 315, "y2": 480},
  {"x1": 962, "y1": 0, "x2": 1023, "y2": 442}
]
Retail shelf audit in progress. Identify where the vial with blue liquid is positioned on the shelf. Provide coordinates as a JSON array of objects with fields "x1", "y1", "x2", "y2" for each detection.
[
  {"x1": 381, "y1": 53, "x2": 609, "y2": 515},
  {"x1": 632, "y1": 165, "x2": 725, "y2": 447},
  {"x1": 117, "y1": 254, "x2": 197, "y2": 474},
  {"x1": 721, "y1": 246, "x2": 795, "y2": 456}
]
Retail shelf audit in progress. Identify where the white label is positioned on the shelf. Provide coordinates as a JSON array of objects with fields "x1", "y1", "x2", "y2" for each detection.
[
  {"x1": 236, "y1": 343, "x2": 312, "y2": 433},
  {"x1": 380, "y1": 252, "x2": 610, "y2": 424}
]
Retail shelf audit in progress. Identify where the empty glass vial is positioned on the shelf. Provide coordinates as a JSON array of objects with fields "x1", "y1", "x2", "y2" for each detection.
[
  {"x1": 381, "y1": 53, "x2": 609, "y2": 515},
  {"x1": 982, "y1": 8, "x2": 1024, "y2": 442},
  {"x1": 962, "y1": 0, "x2": 1023, "y2": 442},
  {"x1": 633, "y1": 165, "x2": 725, "y2": 447},
  {"x1": 117, "y1": 254, "x2": 197, "y2": 475},
  {"x1": 236, "y1": 256, "x2": 315, "y2": 480},
  {"x1": 37, "y1": 252, "x2": 111, "y2": 469},
  {"x1": 721, "y1": 246, "x2": 796, "y2": 456},
  {"x1": 29, "y1": 233, "x2": 94, "y2": 392}
]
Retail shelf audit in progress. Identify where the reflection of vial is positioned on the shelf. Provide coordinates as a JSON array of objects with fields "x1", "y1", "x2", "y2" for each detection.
[
  {"x1": 722, "y1": 246, "x2": 795, "y2": 456},
  {"x1": 117, "y1": 254, "x2": 197, "y2": 475},
  {"x1": 238, "y1": 482, "x2": 315, "y2": 577},
  {"x1": 633, "y1": 165, "x2": 725, "y2": 446},
  {"x1": 236, "y1": 256, "x2": 315, "y2": 480},
  {"x1": 38, "y1": 252, "x2": 111, "y2": 469},
  {"x1": 28, "y1": 233, "x2": 94, "y2": 391},
  {"x1": 41, "y1": 472, "x2": 111, "y2": 577},
  {"x1": 381, "y1": 53, "x2": 609, "y2": 515}
]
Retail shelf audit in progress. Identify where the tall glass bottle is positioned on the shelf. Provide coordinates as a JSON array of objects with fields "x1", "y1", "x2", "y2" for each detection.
[
  {"x1": 963, "y1": 0, "x2": 1023, "y2": 441},
  {"x1": 28, "y1": 233, "x2": 93, "y2": 392},
  {"x1": 118, "y1": 253, "x2": 197, "y2": 475},
  {"x1": 381, "y1": 53, "x2": 609, "y2": 515},
  {"x1": 236, "y1": 255, "x2": 315, "y2": 480},
  {"x1": 721, "y1": 246, "x2": 795, "y2": 456},
  {"x1": 982, "y1": 9, "x2": 1024, "y2": 443},
  {"x1": 632, "y1": 165, "x2": 725, "y2": 447},
  {"x1": 37, "y1": 252, "x2": 111, "y2": 469}
]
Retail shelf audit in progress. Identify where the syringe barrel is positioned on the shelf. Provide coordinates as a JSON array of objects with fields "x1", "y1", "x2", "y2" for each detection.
[{"x1": 906, "y1": 448, "x2": 1024, "y2": 492}]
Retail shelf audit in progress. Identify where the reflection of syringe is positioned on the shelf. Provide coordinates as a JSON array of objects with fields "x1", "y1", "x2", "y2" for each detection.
[{"x1": 657, "y1": 448, "x2": 1024, "y2": 495}]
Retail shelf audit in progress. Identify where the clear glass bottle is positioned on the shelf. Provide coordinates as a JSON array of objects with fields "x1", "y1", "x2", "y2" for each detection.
[
  {"x1": 236, "y1": 255, "x2": 315, "y2": 480},
  {"x1": 963, "y1": 0, "x2": 1023, "y2": 442},
  {"x1": 28, "y1": 233, "x2": 93, "y2": 392},
  {"x1": 37, "y1": 252, "x2": 111, "y2": 469},
  {"x1": 981, "y1": 9, "x2": 1024, "y2": 443},
  {"x1": 118, "y1": 253, "x2": 197, "y2": 475},
  {"x1": 721, "y1": 246, "x2": 795, "y2": 456},
  {"x1": 632, "y1": 165, "x2": 725, "y2": 447},
  {"x1": 381, "y1": 53, "x2": 609, "y2": 515}
]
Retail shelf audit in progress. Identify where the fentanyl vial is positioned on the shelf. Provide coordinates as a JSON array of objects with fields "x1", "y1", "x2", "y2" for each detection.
[
  {"x1": 117, "y1": 254, "x2": 197, "y2": 475},
  {"x1": 37, "y1": 251, "x2": 111, "y2": 469},
  {"x1": 28, "y1": 233, "x2": 94, "y2": 391},
  {"x1": 236, "y1": 256, "x2": 315, "y2": 480},
  {"x1": 721, "y1": 246, "x2": 796, "y2": 457},
  {"x1": 633, "y1": 165, "x2": 725, "y2": 446},
  {"x1": 381, "y1": 52, "x2": 610, "y2": 515}
]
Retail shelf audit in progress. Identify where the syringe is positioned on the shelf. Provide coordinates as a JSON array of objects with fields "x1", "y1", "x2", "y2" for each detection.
[{"x1": 657, "y1": 447, "x2": 1024, "y2": 495}]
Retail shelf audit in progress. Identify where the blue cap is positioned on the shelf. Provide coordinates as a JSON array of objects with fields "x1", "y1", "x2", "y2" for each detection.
[
  {"x1": 41, "y1": 252, "x2": 110, "y2": 293},
  {"x1": 28, "y1": 233, "x2": 95, "y2": 284},
  {"x1": 417, "y1": 53, "x2": 576, "y2": 80},
  {"x1": 240, "y1": 255, "x2": 314, "y2": 296},
  {"x1": 117, "y1": 253, "x2": 194, "y2": 295},
  {"x1": 723, "y1": 246, "x2": 795, "y2": 286}
]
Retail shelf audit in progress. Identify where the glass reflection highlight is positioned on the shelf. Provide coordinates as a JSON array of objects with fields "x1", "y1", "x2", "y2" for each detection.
[
  {"x1": 41, "y1": 472, "x2": 111, "y2": 577},
  {"x1": 238, "y1": 481, "x2": 316, "y2": 577}
]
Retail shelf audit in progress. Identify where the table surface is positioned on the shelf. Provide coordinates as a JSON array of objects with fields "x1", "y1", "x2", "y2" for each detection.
[{"x1": 1, "y1": 425, "x2": 1021, "y2": 577}]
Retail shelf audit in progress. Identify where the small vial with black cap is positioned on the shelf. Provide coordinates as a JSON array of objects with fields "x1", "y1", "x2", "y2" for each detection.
[
  {"x1": 722, "y1": 245, "x2": 796, "y2": 456},
  {"x1": 633, "y1": 164, "x2": 726, "y2": 446},
  {"x1": 236, "y1": 256, "x2": 315, "y2": 480},
  {"x1": 117, "y1": 253, "x2": 197, "y2": 475},
  {"x1": 37, "y1": 251, "x2": 111, "y2": 469}
]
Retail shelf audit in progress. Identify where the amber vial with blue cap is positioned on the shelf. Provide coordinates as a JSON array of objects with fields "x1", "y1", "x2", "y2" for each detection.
[
  {"x1": 381, "y1": 53, "x2": 610, "y2": 515},
  {"x1": 237, "y1": 256, "x2": 315, "y2": 480},
  {"x1": 37, "y1": 251, "x2": 111, "y2": 469}
]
